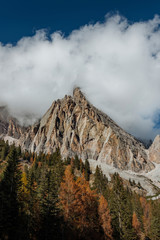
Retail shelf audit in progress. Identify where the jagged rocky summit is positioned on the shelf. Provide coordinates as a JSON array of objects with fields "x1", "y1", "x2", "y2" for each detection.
[{"x1": 0, "y1": 88, "x2": 156, "y2": 173}]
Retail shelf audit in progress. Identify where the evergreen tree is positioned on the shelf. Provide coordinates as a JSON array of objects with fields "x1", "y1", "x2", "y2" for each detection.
[
  {"x1": 84, "y1": 159, "x2": 91, "y2": 181},
  {"x1": 37, "y1": 168, "x2": 61, "y2": 240},
  {"x1": 17, "y1": 145, "x2": 22, "y2": 157},
  {"x1": 93, "y1": 166, "x2": 108, "y2": 195},
  {"x1": 52, "y1": 148, "x2": 61, "y2": 165},
  {"x1": 26, "y1": 168, "x2": 41, "y2": 239},
  {"x1": 80, "y1": 158, "x2": 85, "y2": 173},
  {"x1": 2, "y1": 145, "x2": 160, "y2": 240},
  {"x1": 74, "y1": 155, "x2": 80, "y2": 170},
  {"x1": 0, "y1": 145, "x2": 22, "y2": 239},
  {"x1": 149, "y1": 201, "x2": 160, "y2": 240},
  {"x1": 1, "y1": 141, "x2": 9, "y2": 160},
  {"x1": 109, "y1": 173, "x2": 135, "y2": 240}
]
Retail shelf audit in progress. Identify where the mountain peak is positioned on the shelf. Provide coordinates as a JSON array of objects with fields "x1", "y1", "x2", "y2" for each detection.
[
  {"x1": 0, "y1": 89, "x2": 155, "y2": 173},
  {"x1": 73, "y1": 87, "x2": 88, "y2": 105},
  {"x1": 73, "y1": 86, "x2": 82, "y2": 96}
]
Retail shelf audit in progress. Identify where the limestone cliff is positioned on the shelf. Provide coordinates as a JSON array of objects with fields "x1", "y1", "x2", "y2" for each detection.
[
  {"x1": 4, "y1": 87, "x2": 154, "y2": 173},
  {"x1": 0, "y1": 106, "x2": 26, "y2": 139},
  {"x1": 149, "y1": 135, "x2": 160, "y2": 163}
]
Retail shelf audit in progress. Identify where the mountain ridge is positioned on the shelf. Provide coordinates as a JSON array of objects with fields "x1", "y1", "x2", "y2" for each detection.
[{"x1": 0, "y1": 87, "x2": 155, "y2": 174}]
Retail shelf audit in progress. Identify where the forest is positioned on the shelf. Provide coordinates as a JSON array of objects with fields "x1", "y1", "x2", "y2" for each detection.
[{"x1": 0, "y1": 140, "x2": 160, "y2": 240}]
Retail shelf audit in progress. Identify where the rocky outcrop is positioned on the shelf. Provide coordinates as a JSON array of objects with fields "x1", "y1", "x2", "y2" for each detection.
[
  {"x1": 0, "y1": 106, "x2": 26, "y2": 139},
  {"x1": 149, "y1": 135, "x2": 160, "y2": 163},
  {"x1": 7, "y1": 119, "x2": 26, "y2": 139},
  {"x1": 4, "y1": 87, "x2": 152, "y2": 173},
  {"x1": 0, "y1": 106, "x2": 9, "y2": 135}
]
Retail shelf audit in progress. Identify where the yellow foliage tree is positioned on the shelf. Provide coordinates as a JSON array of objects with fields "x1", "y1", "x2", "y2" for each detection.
[{"x1": 20, "y1": 172, "x2": 29, "y2": 199}]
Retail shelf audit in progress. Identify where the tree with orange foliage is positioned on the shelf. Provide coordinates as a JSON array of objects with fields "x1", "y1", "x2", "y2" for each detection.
[
  {"x1": 30, "y1": 156, "x2": 34, "y2": 164},
  {"x1": 59, "y1": 165, "x2": 79, "y2": 223},
  {"x1": 132, "y1": 211, "x2": 141, "y2": 240},
  {"x1": 140, "y1": 197, "x2": 152, "y2": 238},
  {"x1": 59, "y1": 166, "x2": 99, "y2": 238},
  {"x1": 98, "y1": 195, "x2": 113, "y2": 240},
  {"x1": 75, "y1": 173, "x2": 98, "y2": 233}
]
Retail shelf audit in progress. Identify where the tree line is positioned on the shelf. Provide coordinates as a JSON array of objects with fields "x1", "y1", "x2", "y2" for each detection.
[{"x1": 0, "y1": 139, "x2": 160, "y2": 240}]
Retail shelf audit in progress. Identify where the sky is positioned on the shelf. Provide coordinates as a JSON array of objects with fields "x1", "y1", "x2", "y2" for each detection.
[
  {"x1": 1, "y1": 0, "x2": 160, "y2": 140},
  {"x1": 1, "y1": 0, "x2": 160, "y2": 44}
]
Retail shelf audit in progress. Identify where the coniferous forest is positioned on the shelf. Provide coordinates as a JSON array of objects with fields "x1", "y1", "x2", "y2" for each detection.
[{"x1": 0, "y1": 140, "x2": 160, "y2": 240}]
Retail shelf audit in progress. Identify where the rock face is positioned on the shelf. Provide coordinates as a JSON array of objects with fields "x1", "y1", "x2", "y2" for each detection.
[
  {"x1": 149, "y1": 135, "x2": 160, "y2": 163},
  {"x1": 0, "y1": 88, "x2": 155, "y2": 173},
  {"x1": 0, "y1": 106, "x2": 9, "y2": 135},
  {"x1": 0, "y1": 106, "x2": 26, "y2": 138}
]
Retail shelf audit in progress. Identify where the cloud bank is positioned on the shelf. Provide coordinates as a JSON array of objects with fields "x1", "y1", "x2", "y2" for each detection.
[{"x1": 0, "y1": 14, "x2": 160, "y2": 139}]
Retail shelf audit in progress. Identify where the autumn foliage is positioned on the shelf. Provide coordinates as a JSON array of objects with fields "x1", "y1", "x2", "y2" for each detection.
[
  {"x1": 59, "y1": 165, "x2": 79, "y2": 223},
  {"x1": 132, "y1": 211, "x2": 141, "y2": 239},
  {"x1": 59, "y1": 166, "x2": 98, "y2": 235},
  {"x1": 140, "y1": 197, "x2": 152, "y2": 238},
  {"x1": 1, "y1": 141, "x2": 160, "y2": 240},
  {"x1": 98, "y1": 195, "x2": 113, "y2": 240},
  {"x1": 75, "y1": 173, "x2": 98, "y2": 232}
]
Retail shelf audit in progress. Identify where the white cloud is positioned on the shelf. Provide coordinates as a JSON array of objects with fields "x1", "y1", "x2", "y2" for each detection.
[{"x1": 0, "y1": 14, "x2": 160, "y2": 139}]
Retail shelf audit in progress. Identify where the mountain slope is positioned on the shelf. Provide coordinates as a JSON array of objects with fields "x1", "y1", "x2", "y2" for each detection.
[{"x1": 3, "y1": 87, "x2": 154, "y2": 173}]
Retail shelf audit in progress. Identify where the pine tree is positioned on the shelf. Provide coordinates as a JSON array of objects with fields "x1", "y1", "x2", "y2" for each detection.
[
  {"x1": 17, "y1": 145, "x2": 22, "y2": 157},
  {"x1": 84, "y1": 159, "x2": 91, "y2": 181},
  {"x1": 93, "y1": 166, "x2": 108, "y2": 195},
  {"x1": 1, "y1": 141, "x2": 9, "y2": 160},
  {"x1": 149, "y1": 201, "x2": 160, "y2": 240},
  {"x1": 74, "y1": 154, "x2": 80, "y2": 170},
  {"x1": 80, "y1": 158, "x2": 85, "y2": 173},
  {"x1": 0, "y1": 145, "x2": 22, "y2": 239},
  {"x1": 37, "y1": 168, "x2": 61, "y2": 240},
  {"x1": 109, "y1": 173, "x2": 135, "y2": 240},
  {"x1": 26, "y1": 167, "x2": 41, "y2": 239},
  {"x1": 51, "y1": 155, "x2": 64, "y2": 193}
]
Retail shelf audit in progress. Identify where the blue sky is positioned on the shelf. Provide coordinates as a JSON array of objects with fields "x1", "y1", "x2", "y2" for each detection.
[
  {"x1": 0, "y1": 0, "x2": 160, "y2": 140},
  {"x1": 1, "y1": 0, "x2": 160, "y2": 44}
]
